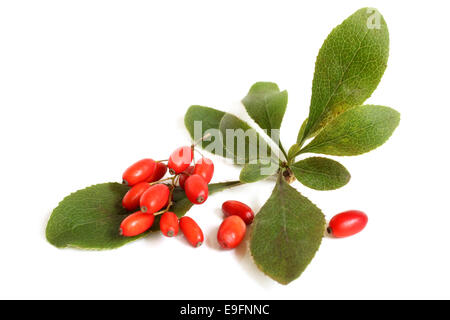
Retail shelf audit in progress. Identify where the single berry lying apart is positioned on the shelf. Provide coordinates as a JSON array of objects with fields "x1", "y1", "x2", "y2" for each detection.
[
  {"x1": 179, "y1": 216, "x2": 204, "y2": 247},
  {"x1": 217, "y1": 215, "x2": 246, "y2": 249},
  {"x1": 327, "y1": 210, "x2": 368, "y2": 238},
  {"x1": 160, "y1": 211, "x2": 179, "y2": 237},
  {"x1": 122, "y1": 158, "x2": 156, "y2": 186},
  {"x1": 222, "y1": 200, "x2": 254, "y2": 225},
  {"x1": 120, "y1": 211, "x2": 155, "y2": 237}
]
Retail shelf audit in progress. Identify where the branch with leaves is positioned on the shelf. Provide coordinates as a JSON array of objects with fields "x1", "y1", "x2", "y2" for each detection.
[
  {"x1": 184, "y1": 8, "x2": 399, "y2": 284},
  {"x1": 46, "y1": 8, "x2": 399, "y2": 285}
]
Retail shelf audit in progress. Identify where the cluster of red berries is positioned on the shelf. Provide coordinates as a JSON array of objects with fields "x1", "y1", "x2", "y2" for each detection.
[
  {"x1": 119, "y1": 145, "x2": 214, "y2": 247},
  {"x1": 118, "y1": 143, "x2": 258, "y2": 249}
]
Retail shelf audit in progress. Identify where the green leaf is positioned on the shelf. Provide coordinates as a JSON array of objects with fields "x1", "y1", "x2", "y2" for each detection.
[
  {"x1": 291, "y1": 157, "x2": 350, "y2": 190},
  {"x1": 219, "y1": 113, "x2": 274, "y2": 163},
  {"x1": 287, "y1": 143, "x2": 301, "y2": 163},
  {"x1": 300, "y1": 105, "x2": 400, "y2": 156},
  {"x1": 299, "y1": 8, "x2": 390, "y2": 142},
  {"x1": 239, "y1": 160, "x2": 279, "y2": 183},
  {"x1": 250, "y1": 175, "x2": 325, "y2": 285},
  {"x1": 296, "y1": 118, "x2": 308, "y2": 143},
  {"x1": 242, "y1": 82, "x2": 288, "y2": 144},
  {"x1": 46, "y1": 181, "x2": 241, "y2": 250},
  {"x1": 184, "y1": 105, "x2": 227, "y2": 155}
]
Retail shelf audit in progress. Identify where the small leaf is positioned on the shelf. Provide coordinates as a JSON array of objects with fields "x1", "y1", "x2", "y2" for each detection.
[
  {"x1": 291, "y1": 157, "x2": 350, "y2": 190},
  {"x1": 300, "y1": 8, "x2": 390, "y2": 142},
  {"x1": 287, "y1": 143, "x2": 301, "y2": 163},
  {"x1": 250, "y1": 175, "x2": 325, "y2": 285},
  {"x1": 296, "y1": 118, "x2": 308, "y2": 143},
  {"x1": 184, "y1": 105, "x2": 227, "y2": 156},
  {"x1": 239, "y1": 160, "x2": 279, "y2": 183},
  {"x1": 46, "y1": 181, "x2": 241, "y2": 250},
  {"x1": 242, "y1": 82, "x2": 288, "y2": 144},
  {"x1": 300, "y1": 105, "x2": 400, "y2": 156},
  {"x1": 219, "y1": 113, "x2": 274, "y2": 163}
]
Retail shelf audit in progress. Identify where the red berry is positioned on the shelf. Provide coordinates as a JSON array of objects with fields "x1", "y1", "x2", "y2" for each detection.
[
  {"x1": 222, "y1": 200, "x2": 254, "y2": 225},
  {"x1": 328, "y1": 210, "x2": 368, "y2": 238},
  {"x1": 160, "y1": 211, "x2": 179, "y2": 237},
  {"x1": 120, "y1": 211, "x2": 155, "y2": 237},
  {"x1": 122, "y1": 182, "x2": 151, "y2": 211},
  {"x1": 193, "y1": 158, "x2": 214, "y2": 183},
  {"x1": 147, "y1": 162, "x2": 168, "y2": 183},
  {"x1": 140, "y1": 184, "x2": 170, "y2": 214},
  {"x1": 122, "y1": 159, "x2": 156, "y2": 186},
  {"x1": 217, "y1": 215, "x2": 246, "y2": 249},
  {"x1": 168, "y1": 146, "x2": 193, "y2": 174},
  {"x1": 184, "y1": 174, "x2": 208, "y2": 204},
  {"x1": 179, "y1": 217, "x2": 204, "y2": 247},
  {"x1": 178, "y1": 166, "x2": 194, "y2": 189}
]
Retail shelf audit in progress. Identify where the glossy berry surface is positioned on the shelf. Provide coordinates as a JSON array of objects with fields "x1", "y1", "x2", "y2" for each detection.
[
  {"x1": 193, "y1": 158, "x2": 214, "y2": 183},
  {"x1": 160, "y1": 211, "x2": 179, "y2": 237},
  {"x1": 217, "y1": 215, "x2": 246, "y2": 249},
  {"x1": 328, "y1": 210, "x2": 368, "y2": 238},
  {"x1": 122, "y1": 182, "x2": 151, "y2": 211},
  {"x1": 222, "y1": 200, "x2": 254, "y2": 225},
  {"x1": 184, "y1": 174, "x2": 208, "y2": 204},
  {"x1": 178, "y1": 166, "x2": 194, "y2": 189},
  {"x1": 140, "y1": 184, "x2": 170, "y2": 213},
  {"x1": 147, "y1": 162, "x2": 167, "y2": 183},
  {"x1": 168, "y1": 146, "x2": 193, "y2": 174},
  {"x1": 179, "y1": 216, "x2": 204, "y2": 247},
  {"x1": 122, "y1": 159, "x2": 156, "y2": 186},
  {"x1": 120, "y1": 211, "x2": 155, "y2": 237}
]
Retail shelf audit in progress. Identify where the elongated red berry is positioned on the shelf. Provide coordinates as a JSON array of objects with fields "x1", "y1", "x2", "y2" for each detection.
[
  {"x1": 184, "y1": 174, "x2": 208, "y2": 204},
  {"x1": 179, "y1": 216, "x2": 204, "y2": 247},
  {"x1": 193, "y1": 158, "x2": 214, "y2": 183},
  {"x1": 122, "y1": 159, "x2": 156, "y2": 186},
  {"x1": 179, "y1": 166, "x2": 194, "y2": 189},
  {"x1": 328, "y1": 210, "x2": 368, "y2": 238},
  {"x1": 120, "y1": 211, "x2": 155, "y2": 237},
  {"x1": 140, "y1": 184, "x2": 170, "y2": 213},
  {"x1": 122, "y1": 182, "x2": 151, "y2": 211},
  {"x1": 217, "y1": 215, "x2": 246, "y2": 249},
  {"x1": 147, "y1": 162, "x2": 167, "y2": 182},
  {"x1": 222, "y1": 200, "x2": 254, "y2": 225},
  {"x1": 168, "y1": 146, "x2": 193, "y2": 174},
  {"x1": 160, "y1": 211, "x2": 179, "y2": 237}
]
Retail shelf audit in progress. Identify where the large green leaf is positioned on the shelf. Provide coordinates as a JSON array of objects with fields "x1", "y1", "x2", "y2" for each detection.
[
  {"x1": 184, "y1": 105, "x2": 227, "y2": 155},
  {"x1": 250, "y1": 175, "x2": 325, "y2": 284},
  {"x1": 219, "y1": 113, "x2": 273, "y2": 163},
  {"x1": 239, "y1": 160, "x2": 279, "y2": 183},
  {"x1": 46, "y1": 181, "x2": 241, "y2": 250},
  {"x1": 300, "y1": 105, "x2": 400, "y2": 156},
  {"x1": 291, "y1": 157, "x2": 350, "y2": 190},
  {"x1": 242, "y1": 82, "x2": 288, "y2": 145},
  {"x1": 299, "y1": 8, "x2": 390, "y2": 143}
]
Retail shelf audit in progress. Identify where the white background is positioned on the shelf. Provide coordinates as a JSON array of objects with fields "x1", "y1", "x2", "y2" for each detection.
[{"x1": 1, "y1": 0, "x2": 449, "y2": 300}]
